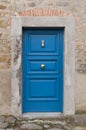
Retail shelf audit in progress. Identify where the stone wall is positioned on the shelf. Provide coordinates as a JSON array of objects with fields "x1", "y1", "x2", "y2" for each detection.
[
  {"x1": 0, "y1": 0, "x2": 86, "y2": 114},
  {"x1": 0, "y1": 115, "x2": 86, "y2": 130}
]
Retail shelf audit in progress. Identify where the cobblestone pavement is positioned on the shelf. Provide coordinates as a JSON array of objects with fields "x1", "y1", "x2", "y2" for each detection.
[{"x1": 0, "y1": 115, "x2": 86, "y2": 130}]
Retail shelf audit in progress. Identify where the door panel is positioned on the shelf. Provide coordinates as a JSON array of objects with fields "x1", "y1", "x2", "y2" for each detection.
[
  {"x1": 26, "y1": 77, "x2": 59, "y2": 99},
  {"x1": 30, "y1": 35, "x2": 56, "y2": 52},
  {"x1": 22, "y1": 28, "x2": 64, "y2": 113},
  {"x1": 27, "y1": 31, "x2": 60, "y2": 55},
  {"x1": 23, "y1": 101, "x2": 62, "y2": 112},
  {"x1": 27, "y1": 60, "x2": 59, "y2": 72}
]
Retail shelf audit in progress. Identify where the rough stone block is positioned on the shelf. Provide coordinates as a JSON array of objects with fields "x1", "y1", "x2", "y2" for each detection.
[
  {"x1": 21, "y1": 123, "x2": 42, "y2": 130},
  {"x1": 6, "y1": 129, "x2": 13, "y2": 130},
  {"x1": 0, "y1": 122, "x2": 9, "y2": 129},
  {"x1": 28, "y1": 2, "x2": 36, "y2": 7},
  {"x1": 48, "y1": 128, "x2": 63, "y2": 130},
  {"x1": 0, "y1": 63, "x2": 7, "y2": 69},
  {"x1": 72, "y1": 115, "x2": 86, "y2": 126},
  {"x1": 73, "y1": 127, "x2": 86, "y2": 130},
  {"x1": 44, "y1": 124, "x2": 50, "y2": 129},
  {"x1": 0, "y1": 20, "x2": 7, "y2": 28},
  {"x1": 0, "y1": 116, "x2": 5, "y2": 122},
  {"x1": 0, "y1": 55, "x2": 7, "y2": 62},
  {"x1": 0, "y1": 0, "x2": 11, "y2": 3},
  {"x1": 0, "y1": 5, "x2": 6, "y2": 9},
  {"x1": 5, "y1": 116, "x2": 16, "y2": 124},
  {"x1": 56, "y1": 2, "x2": 69, "y2": 6}
]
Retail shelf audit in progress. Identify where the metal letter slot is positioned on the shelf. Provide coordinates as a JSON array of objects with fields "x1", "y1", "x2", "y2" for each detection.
[
  {"x1": 41, "y1": 64, "x2": 45, "y2": 69},
  {"x1": 41, "y1": 40, "x2": 45, "y2": 48}
]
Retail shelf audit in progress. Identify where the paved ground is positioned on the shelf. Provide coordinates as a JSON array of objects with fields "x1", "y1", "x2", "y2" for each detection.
[{"x1": 0, "y1": 114, "x2": 86, "y2": 130}]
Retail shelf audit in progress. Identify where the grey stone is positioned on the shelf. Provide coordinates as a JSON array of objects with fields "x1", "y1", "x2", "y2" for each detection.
[
  {"x1": 44, "y1": 124, "x2": 50, "y2": 129},
  {"x1": 14, "y1": 127, "x2": 20, "y2": 130},
  {"x1": 56, "y1": 2, "x2": 69, "y2": 6},
  {"x1": 6, "y1": 129, "x2": 13, "y2": 130},
  {"x1": 29, "y1": 2, "x2": 36, "y2": 7},
  {"x1": 14, "y1": 129, "x2": 20, "y2": 130},
  {"x1": 28, "y1": 119, "x2": 44, "y2": 124},
  {"x1": 48, "y1": 128, "x2": 63, "y2": 130},
  {"x1": 72, "y1": 127, "x2": 86, "y2": 130},
  {"x1": 0, "y1": 122, "x2": 9, "y2": 129},
  {"x1": 21, "y1": 123, "x2": 42, "y2": 130},
  {"x1": 73, "y1": 115, "x2": 86, "y2": 126},
  {"x1": 0, "y1": 116, "x2": 5, "y2": 122},
  {"x1": 21, "y1": 120, "x2": 28, "y2": 124},
  {"x1": 43, "y1": 120, "x2": 66, "y2": 125},
  {"x1": 5, "y1": 116, "x2": 16, "y2": 124},
  {"x1": 63, "y1": 126, "x2": 72, "y2": 130}
]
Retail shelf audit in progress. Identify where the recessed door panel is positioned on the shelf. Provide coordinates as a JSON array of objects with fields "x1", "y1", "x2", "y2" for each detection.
[
  {"x1": 26, "y1": 77, "x2": 59, "y2": 99},
  {"x1": 23, "y1": 101, "x2": 61, "y2": 112},
  {"x1": 27, "y1": 60, "x2": 59, "y2": 73},
  {"x1": 26, "y1": 30, "x2": 60, "y2": 55},
  {"x1": 30, "y1": 35, "x2": 56, "y2": 52}
]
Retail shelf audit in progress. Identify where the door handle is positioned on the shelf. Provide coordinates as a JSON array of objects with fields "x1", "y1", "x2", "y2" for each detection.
[
  {"x1": 41, "y1": 64, "x2": 45, "y2": 69},
  {"x1": 41, "y1": 40, "x2": 45, "y2": 48}
]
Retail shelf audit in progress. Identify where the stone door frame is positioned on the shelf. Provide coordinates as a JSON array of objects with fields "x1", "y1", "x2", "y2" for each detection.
[{"x1": 11, "y1": 16, "x2": 75, "y2": 116}]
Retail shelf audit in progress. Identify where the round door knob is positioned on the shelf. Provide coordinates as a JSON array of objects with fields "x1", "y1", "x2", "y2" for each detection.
[{"x1": 41, "y1": 64, "x2": 45, "y2": 69}]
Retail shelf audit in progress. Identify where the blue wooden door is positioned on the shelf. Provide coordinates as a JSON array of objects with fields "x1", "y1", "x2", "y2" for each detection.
[{"x1": 22, "y1": 28, "x2": 64, "y2": 112}]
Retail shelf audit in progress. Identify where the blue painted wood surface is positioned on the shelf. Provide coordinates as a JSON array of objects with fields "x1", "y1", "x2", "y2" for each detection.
[{"x1": 22, "y1": 28, "x2": 64, "y2": 112}]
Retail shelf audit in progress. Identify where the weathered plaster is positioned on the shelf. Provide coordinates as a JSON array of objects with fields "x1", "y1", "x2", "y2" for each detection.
[
  {"x1": 0, "y1": 70, "x2": 11, "y2": 114},
  {"x1": 12, "y1": 16, "x2": 75, "y2": 116},
  {"x1": 75, "y1": 73, "x2": 86, "y2": 111}
]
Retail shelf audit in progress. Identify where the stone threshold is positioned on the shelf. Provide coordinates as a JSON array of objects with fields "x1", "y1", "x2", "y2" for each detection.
[{"x1": 21, "y1": 112, "x2": 63, "y2": 119}]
